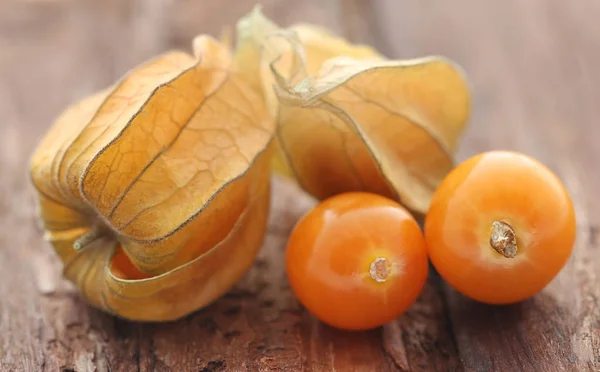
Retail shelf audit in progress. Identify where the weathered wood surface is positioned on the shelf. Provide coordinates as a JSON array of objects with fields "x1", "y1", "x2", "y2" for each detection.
[{"x1": 1, "y1": 0, "x2": 598, "y2": 371}]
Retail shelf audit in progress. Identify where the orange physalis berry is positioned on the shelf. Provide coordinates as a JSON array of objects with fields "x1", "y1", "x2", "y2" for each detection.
[
  {"x1": 425, "y1": 151, "x2": 576, "y2": 304},
  {"x1": 285, "y1": 192, "x2": 429, "y2": 330}
]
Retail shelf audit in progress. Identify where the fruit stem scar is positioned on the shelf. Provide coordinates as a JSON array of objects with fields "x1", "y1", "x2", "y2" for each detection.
[
  {"x1": 370, "y1": 257, "x2": 391, "y2": 282},
  {"x1": 490, "y1": 221, "x2": 518, "y2": 258}
]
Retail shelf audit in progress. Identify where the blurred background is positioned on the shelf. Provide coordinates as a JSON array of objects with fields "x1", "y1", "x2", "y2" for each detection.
[{"x1": 1, "y1": 0, "x2": 598, "y2": 371}]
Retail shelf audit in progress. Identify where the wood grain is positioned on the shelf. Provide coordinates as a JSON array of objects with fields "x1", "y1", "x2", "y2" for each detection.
[{"x1": 1, "y1": 0, "x2": 598, "y2": 371}]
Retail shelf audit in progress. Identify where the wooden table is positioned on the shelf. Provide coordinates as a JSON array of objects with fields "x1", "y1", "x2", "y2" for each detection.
[{"x1": 1, "y1": 0, "x2": 598, "y2": 371}]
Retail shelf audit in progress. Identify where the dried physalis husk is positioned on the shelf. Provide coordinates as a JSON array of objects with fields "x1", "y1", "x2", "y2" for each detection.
[
  {"x1": 236, "y1": 8, "x2": 471, "y2": 215},
  {"x1": 29, "y1": 35, "x2": 274, "y2": 321}
]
